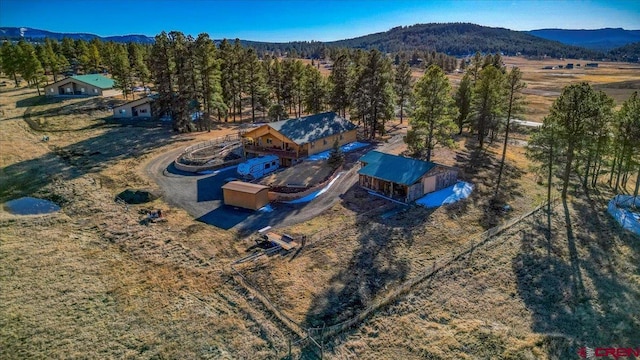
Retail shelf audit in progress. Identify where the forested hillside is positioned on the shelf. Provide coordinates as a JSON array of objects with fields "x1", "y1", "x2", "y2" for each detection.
[
  {"x1": 2, "y1": 23, "x2": 608, "y2": 59},
  {"x1": 608, "y1": 42, "x2": 640, "y2": 62},
  {"x1": 326, "y1": 23, "x2": 603, "y2": 58}
]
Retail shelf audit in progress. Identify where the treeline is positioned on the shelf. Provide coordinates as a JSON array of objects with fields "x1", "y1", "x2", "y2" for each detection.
[
  {"x1": 0, "y1": 31, "x2": 460, "y2": 134},
  {"x1": 405, "y1": 51, "x2": 639, "y2": 201},
  {"x1": 528, "y1": 86, "x2": 640, "y2": 200},
  {"x1": 608, "y1": 41, "x2": 640, "y2": 62},
  {"x1": 404, "y1": 51, "x2": 527, "y2": 199}
]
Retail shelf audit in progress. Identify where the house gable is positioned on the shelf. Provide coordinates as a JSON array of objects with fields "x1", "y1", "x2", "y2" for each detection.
[{"x1": 358, "y1": 151, "x2": 436, "y2": 186}]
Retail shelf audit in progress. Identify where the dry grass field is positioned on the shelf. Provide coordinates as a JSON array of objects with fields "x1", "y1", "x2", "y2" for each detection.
[
  {"x1": 1, "y1": 54, "x2": 638, "y2": 359},
  {"x1": 445, "y1": 57, "x2": 640, "y2": 123},
  {"x1": 0, "y1": 82, "x2": 291, "y2": 359},
  {"x1": 325, "y1": 192, "x2": 640, "y2": 359}
]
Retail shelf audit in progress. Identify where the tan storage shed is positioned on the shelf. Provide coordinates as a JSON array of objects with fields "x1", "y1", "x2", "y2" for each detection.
[{"x1": 222, "y1": 181, "x2": 270, "y2": 210}]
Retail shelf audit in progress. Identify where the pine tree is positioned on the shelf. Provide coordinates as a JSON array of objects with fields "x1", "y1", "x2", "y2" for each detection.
[
  {"x1": 88, "y1": 42, "x2": 101, "y2": 73},
  {"x1": 352, "y1": 50, "x2": 395, "y2": 139},
  {"x1": 454, "y1": 72, "x2": 472, "y2": 134},
  {"x1": 303, "y1": 64, "x2": 328, "y2": 114},
  {"x1": 245, "y1": 48, "x2": 267, "y2": 122},
  {"x1": 20, "y1": 44, "x2": 45, "y2": 95},
  {"x1": 611, "y1": 92, "x2": 640, "y2": 194},
  {"x1": 218, "y1": 39, "x2": 234, "y2": 121},
  {"x1": 407, "y1": 65, "x2": 458, "y2": 161},
  {"x1": 549, "y1": 83, "x2": 600, "y2": 198},
  {"x1": 328, "y1": 52, "x2": 350, "y2": 117},
  {"x1": 394, "y1": 58, "x2": 412, "y2": 124},
  {"x1": 194, "y1": 33, "x2": 226, "y2": 130},
  {"x1": 75, "y1": 40, "x2": 91, "y2": 73},
  {"x1": 471, "y1": 65, "x2": 505, "y2": 148},
  {"x1": 581, "y1": 91, "x2": 613, "y2": 189},
  {"x1": 111, "y1": 44, "x2": 132, "y2": 99},
  {"x1": 495, "y1": 67, "x2": 526, "y2": 199},
  {"x1": 1, "y1": 42, "x2": 22, "y2": 86},
  {"x1": 149, "y1": 32, "x2": 173, "y2": 122}
]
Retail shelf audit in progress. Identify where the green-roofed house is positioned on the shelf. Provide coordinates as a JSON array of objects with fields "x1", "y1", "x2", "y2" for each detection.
[
  {"x1": 241, "y1": 112, "x2": 358, "y2": 166},
  {"x1": 44, "y1": 74, "x2": 118, "y2": 97},
  {"x1": 358, "y1": 151, "x2": 458, "y2": 203}
]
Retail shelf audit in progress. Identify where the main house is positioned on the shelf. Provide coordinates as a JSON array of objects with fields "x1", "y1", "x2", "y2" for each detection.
[
  {"x1": 358, "y1": 151, "x2": 458, "y2": 203},
  {"x1": 44, "y1": 74, "x2": 118, "y2": 97},
  {"x1": 241, "y1": 112, "x2": 357, "y2": 166},
  {"x1": 112, "y1": 96, "x2": 156, "y2": 119}
]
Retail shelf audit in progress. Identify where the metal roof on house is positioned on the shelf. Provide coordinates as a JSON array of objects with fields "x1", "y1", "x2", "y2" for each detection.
[
  {"x1": 221, "y1": 181, "x2": 269, "y2": 194},
  {"x1": 267, "y1": 112, "x2": 356, "y2": 145},
  {"x1": 358, "y1": 151, "x2": 437, "y2": 186},
  {"x1": 113, "y1": 95, "x2": 156, "y2": 109},
  {"x1": 70, "y1": 74, "x2": 115, "y2": 89}
]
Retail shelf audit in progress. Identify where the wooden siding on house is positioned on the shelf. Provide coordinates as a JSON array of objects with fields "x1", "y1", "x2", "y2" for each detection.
[
  {"x1": 222, "y1": 181, "x2": 270, "y2": 210},
  {"x1": 242, "y1": 122, "x2": 357, "y2": 166}
]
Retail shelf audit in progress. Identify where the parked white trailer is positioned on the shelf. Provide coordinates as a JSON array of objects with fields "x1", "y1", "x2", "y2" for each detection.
[{"x1": 237, "y1": 155, "x2": 279, "y2": 180}]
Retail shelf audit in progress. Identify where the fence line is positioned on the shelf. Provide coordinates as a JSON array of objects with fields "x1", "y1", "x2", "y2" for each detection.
[
  {"x1": 230, "y1": 264, "x2": 307, "y2": 340},
  {"x1": 230, "y1": 196, "x2": 558, "y2": 357},
  {"x1": 307, "y1": 196, "x2": 558, "y2": 339},
  {"x1": 182, "y1": 133, "x2": 242, "y2": 155}
]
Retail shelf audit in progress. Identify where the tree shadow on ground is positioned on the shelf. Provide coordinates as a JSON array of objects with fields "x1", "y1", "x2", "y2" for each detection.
[
  {"x1": 449, "y1": 138, "x2": 524, "y2": 229},
  {"x1": 0, "y1": 125, "x2": 185, "y2": 202},
  {"x1": 514, "y1": 190, "x2": 640, "y2": 358},
  {"x1": 301, "y1": 220, "x2": 411, "y2": 329}
]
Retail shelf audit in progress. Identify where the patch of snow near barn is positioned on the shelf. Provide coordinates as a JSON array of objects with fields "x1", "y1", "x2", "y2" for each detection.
[
  {"x1": 306, "y1": 142, "x2": 369, "y2": 161},
  {"x1": 285, "y1": 173, "x2": 343, "y2": 204},
  {"x1": 608, "y1": 195, "x2": 640, "y2": 236},
  {"x1": 416, "y1": 181, "x2": 473, "y2": 208}
]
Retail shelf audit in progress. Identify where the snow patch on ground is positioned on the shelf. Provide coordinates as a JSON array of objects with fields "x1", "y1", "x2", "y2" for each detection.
[
  {"x1": 416, "y1": 181, "x2": 473, "y2": 208},
  {"x1": 284, "y1": 173, "x2": 343, "y2": 204},
  {"x1": 608, "y1": 195, "x2": 640, "y2": 236},
  {"x1": 306, "y1": 142, "x2": 369, "y2": 161}
]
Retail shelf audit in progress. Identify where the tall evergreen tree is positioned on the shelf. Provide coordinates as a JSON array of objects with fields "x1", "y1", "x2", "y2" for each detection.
[
  {"x1": 193, "y1": 33, "x2": 226, "y2": 129},
  {"x1": 352, "y1": 49, "x2": 395, "y2": 139},
  {"x1": 303, "y1": 64, "x2": 328, "y2": 114},
  {"x1": 494, "y1": 67, "x2": 526, "y2": 199},
  {"x1": 111, "y1": 44, "x2": 132, "y2": 99},
  {"x1": 244, "y1": 48, "x2": 267, "y2": 122},
  {"x1": 1, "y1": 42, "x2": 22, "y2": 86},
  {"x1": 328, "y1": 52, "x2": 350, "y2": 117},
  {"x1": 549, "y1": 83, "x2": 600, "y2": 198},
  {"x1": 611, "y1": 92, "x2": 640, "y2": 194},
  {"x1": 149, "y1": 32, "x2": 174, "y2": 123},
  {"x1": 394, "y1": 58, "x2": 412, "y2": 124},
  {"x1": 471, "y1": 65, "x2": 504, "y2": 148},
  {"x1": 454, "y1": 72, "x2": 472, "y2": 134},
  {"x1": 218, "y1": 39, "x2": 234, "y2": 121},
  {"x1": 20, "y1": 44, "x2": 45, "y2": 95},
  {"x1": 407, "y1": 65, "x2": 458, "y2": 161}
]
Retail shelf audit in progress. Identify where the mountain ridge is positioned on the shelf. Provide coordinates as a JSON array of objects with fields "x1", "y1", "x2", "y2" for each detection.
[
  {"x1": 527, "y1": 28, "x2": 640, "y2": 51},
  {"x1": 1, "y1": 24, "x2": 638, "y2": 61}
]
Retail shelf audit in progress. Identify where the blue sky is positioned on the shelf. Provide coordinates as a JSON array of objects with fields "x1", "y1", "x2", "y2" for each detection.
[{"x1": 1, "y1": 0, "x2": 638, "y2": 42}]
